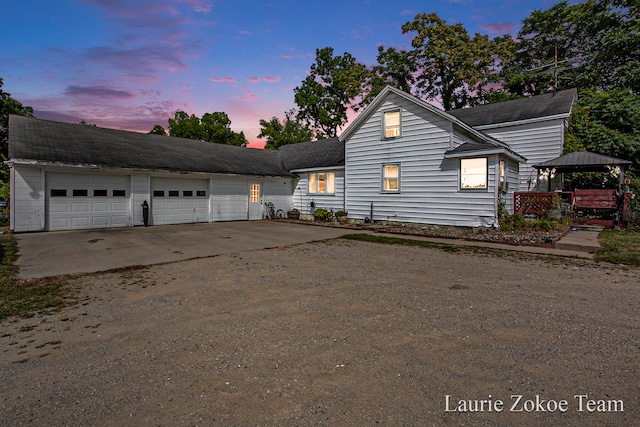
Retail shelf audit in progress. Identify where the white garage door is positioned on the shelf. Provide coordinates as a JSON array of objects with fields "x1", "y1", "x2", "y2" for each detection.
[
  {"x1": 151, "y1": 177, "x2": 209, "y2": 225},
  {"x1": 46, "y1": 173, "x2": 131, "y2": 231}
]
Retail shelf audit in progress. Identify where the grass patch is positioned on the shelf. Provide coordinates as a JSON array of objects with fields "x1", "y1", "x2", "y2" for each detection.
[
  {"x1": 341, "y1": 233, "x2": 459, "y2": 253},
  {"x1": 596, "y1": 230, "x2": 640, "y2": 266},
  {"x1": 0, "y1": 233, "x2": 75, "y2": 321}
]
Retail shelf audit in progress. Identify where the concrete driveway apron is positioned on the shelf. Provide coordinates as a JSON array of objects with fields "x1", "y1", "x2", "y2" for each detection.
[{"x1": 15, "y1": 221, "x2": 349, "y2": 279}]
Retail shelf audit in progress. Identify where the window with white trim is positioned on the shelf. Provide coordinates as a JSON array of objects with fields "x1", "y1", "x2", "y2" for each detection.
[
  {"x1": 309, "y1": 172, "x2": 335, "y2": 194},
  {"x1": 383, "y1": 111, "x2": 401, "y2": 138},
  {"x1": 460, "y1": 158, "x2": 487, "y2": 189},
  {"x1": 382, "y1": 164, "x2": 400, "y2": 192}
]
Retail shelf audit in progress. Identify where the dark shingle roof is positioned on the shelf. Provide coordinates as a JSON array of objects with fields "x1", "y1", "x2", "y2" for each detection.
[
  {"x1": 447, "y1": 89, "x2": 577, "y2": 127},
  {"x1": 534, "y1": 151, "x2": 632, "y2": 171},
  {"x1": 8, "y1": 115, "x2": 303, "y2": 176},
  {"x1": 278, "y1": 137, "x2": 345, "y2": 170}
]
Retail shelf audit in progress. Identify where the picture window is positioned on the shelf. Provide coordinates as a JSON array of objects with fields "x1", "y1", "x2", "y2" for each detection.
[{"x1": 461, "y1": 158, "x2": 488, "y2": 190}]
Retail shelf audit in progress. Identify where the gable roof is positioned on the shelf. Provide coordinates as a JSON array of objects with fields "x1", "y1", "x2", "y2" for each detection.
[
  {"x1": 338, "y1": 85, "x2": 525, "y2": 162},
  {"x1": 447, "y1": 88, "x2": 577, "y2": 128},
  {"x1": 8, "y1": 115, "x2": 298, "y2": 177},
  {"x1": 278, "y1": 137, "x2": 345, "y2": 171}
]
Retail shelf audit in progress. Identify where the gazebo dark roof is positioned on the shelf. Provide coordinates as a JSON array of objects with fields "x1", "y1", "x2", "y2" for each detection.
[{"x1": 533, "y1": 151, "x2": 632, "y2": 172}]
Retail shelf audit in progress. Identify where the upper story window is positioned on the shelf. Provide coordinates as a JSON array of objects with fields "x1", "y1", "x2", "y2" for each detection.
[
  {"x1": 382, "y1": 164, "x2": 400, "y2": 192},
  {"x1": 461, "y1": 158, "x2": 487, "y2": 190},
  {"x1": 309, "y1": 172, "x2": 335, "y2": 194},
  {"x1": 383, "y1": 111, "x2": 401, "y2": 138}
]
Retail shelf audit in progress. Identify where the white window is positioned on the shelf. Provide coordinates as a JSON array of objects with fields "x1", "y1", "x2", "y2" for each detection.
[
  {"x1": 461, "y1": 158, "x2": 487, "y2": 189},
  {"x1": 309, "y1": 172, "x2": 335, "y2": 194},
  {"x1": 384, "y1": 111, "x2": 401, "y2": 138},
  {"x1": 250, "y1": 184, "x2": 261, "y2": 202},
  {"x1": 382, "y1": 164, "x2": 400, "y2": 192}
]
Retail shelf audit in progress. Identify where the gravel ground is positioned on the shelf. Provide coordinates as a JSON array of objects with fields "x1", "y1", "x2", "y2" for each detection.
[{"x1": 1, "y1": 238, "x2": 639, "y2": 426}]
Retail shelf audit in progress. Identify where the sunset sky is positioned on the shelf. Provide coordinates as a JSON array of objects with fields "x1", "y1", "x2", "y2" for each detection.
[{"x1": 2, "y1": 0, "x2": 555, "y2": 148}]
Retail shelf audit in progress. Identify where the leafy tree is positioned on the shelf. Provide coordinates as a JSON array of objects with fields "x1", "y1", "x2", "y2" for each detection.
[
  {"x1": 360, "y1": 46, "x2": 417, "y2": 108},
  {"x1": 167, "y1": 111, "x2": 247, "y2": 146},
  {"x1": 79, "y1": 120, "x2": 96, "y2": 126},
  {"x1": 258, "y1": 109, "x2": 314, "y2": 150},
  {"x1": 294, "y1": 47, "x2": 369, "y2": 138},
  {"x1": 401, "y1": 12, "x2": 503, "y2": 110},
  {"x1": 503, "y1": 0, "x2": 640, "y2": 96},
  {"x1": 1, "y1": 78, "x2": 33, "y2": 159},
  {"x1": 567, "y1": 89, "x2": 640, "y2": 166},
  {"x1": 148, "y1": 124, "x2": 167, "y2": 135},
  {"x1": 564, "y1": 88, "x2": 640, "y2": 190},
  {"x1": 1, "y1": 77, "x2": 33, "y2": 186}
]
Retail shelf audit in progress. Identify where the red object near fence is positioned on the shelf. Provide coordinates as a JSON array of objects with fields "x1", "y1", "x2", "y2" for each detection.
[{"x1": 573, "y1": 189, "x2": 618, "y2": 209}]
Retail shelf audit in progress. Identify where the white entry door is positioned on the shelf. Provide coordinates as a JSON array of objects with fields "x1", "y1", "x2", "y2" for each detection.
[{"x1": 248, "y1": 183, "x2": 262, "y2": 220}]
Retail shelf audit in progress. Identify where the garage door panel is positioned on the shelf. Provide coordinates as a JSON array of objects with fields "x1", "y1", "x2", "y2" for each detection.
[
  {"x1": 92, "y1": 216, "x2": 109, "y2": 227},
  {"x1": 46, "y1": 172, "x2": 131, "y2": 231},
  {"x1": 72, "y1": 202, "x2": 90, "y2": 213},
  {"x1": 151, "y1": 177, "x2": 209, "y2": 225},
  {"x1": 72, "y1": 217, "x2": 90, "y2": 228}
]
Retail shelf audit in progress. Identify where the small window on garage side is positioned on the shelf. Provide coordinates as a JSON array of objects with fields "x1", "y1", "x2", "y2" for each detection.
[
  {"x1": 51, "y1": 189, "x2": 67, "y2": 197},
  {"x1": 153, "y1": 190, "x2": 165, "y2": 197},
  {"x1": 93, "y1": 189, "x2": 108, "y2": 197},
  {"x1": 73, "y1": 189, "x2": 88, "y2": 197},
  {"x1": 196, "y1": 190, "x2": 207, "y2": 197},
  {"x1": 183, "y1": 190, "x2": 193, "y2": 197},
  {"x1": 113, "y1": 190, "x2": 126, "y2": 197},
  {"x1": 168, "y1": 190, "x2": 179, "y2": 197}
]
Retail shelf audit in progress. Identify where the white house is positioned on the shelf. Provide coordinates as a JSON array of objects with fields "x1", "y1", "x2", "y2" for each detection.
[
  {"x1": 339, "y1": 86, "x2": 525, "y2": 228},
  {"x1": 6, "y1": 86, "x2": 576, "y2": 232},
  {"x1": 448, "y1": 88, "x2": 577, "y2": 191}
]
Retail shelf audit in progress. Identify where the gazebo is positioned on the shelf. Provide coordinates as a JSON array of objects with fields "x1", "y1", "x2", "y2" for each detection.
[
  {"x1": 533, "y1": 151, "x2": 632, "y2": 191},
  {"x1": 514, "y1": 151, "x2": 633, "y2": 226}
]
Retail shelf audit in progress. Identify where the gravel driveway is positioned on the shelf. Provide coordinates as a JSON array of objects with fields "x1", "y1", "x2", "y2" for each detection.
[{"x1": 1, "y1": 238, "x2": 639, "y2": 426}]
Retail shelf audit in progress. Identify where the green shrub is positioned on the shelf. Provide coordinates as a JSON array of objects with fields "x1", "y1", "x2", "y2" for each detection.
[{"x1": 312, "y1": 208, "x2": 330, "y2": 222}]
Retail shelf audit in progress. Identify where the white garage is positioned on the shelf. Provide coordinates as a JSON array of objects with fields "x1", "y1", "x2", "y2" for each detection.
[
  {"x1": 150, "y1": 177, "x2": 209, "y2": 225},
  {"x1": 46, "y1": 172, "x2": 130, "y2": 231}
]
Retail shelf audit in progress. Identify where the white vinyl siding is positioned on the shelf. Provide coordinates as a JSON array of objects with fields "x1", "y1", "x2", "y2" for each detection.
[
  {"x1": 481, "y1": 118, "x2": 566, "y2": 191},
  {"x1": 10, "y1": 165, "x2": 45, "y2": 232},
  {"x1": 293, "y1": 169, "x2": 345, "y2": 215},
  {"x1": 345, "y1": 92, "x2": 498, "y2": 227}
]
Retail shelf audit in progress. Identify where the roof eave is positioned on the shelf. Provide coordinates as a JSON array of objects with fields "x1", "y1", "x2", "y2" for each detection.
[{"x1": 445, "y1": 148, "x2": 526, "y2": 163}]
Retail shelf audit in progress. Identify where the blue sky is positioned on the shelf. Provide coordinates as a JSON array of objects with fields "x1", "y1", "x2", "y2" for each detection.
[{"x1": 2, "y1": 0, "x2": 555, "y2": 147}]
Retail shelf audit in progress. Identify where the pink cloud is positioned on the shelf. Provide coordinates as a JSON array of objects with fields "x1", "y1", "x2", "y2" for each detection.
[
  {"x1": 481, "y1": 22, "x2": 515, "y2": 35},
  {"x1": 247, "y1": 77, "x2": 261, "y2": 83},
  {"x1": 263, "y1": 76, "x2": 281, "y2": 83},
  {"x1": 280, "y1": 54, "x2": 292, "y2": 59},
  {"x1": 238, "y1": 30, "x2": 252, "y2": 36},
  {"x1": 211, "y1": 77, "x2": 236, "y2": 83},
  {"x1": 400, "y1": 9, "x2": 414, "y2": 16},
  {"x1": 177, "y1": 0, "x2": 212, "y2": 13},
  {"x1": 241, "y1": 91, "x2": 259, "y2": 102}
]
